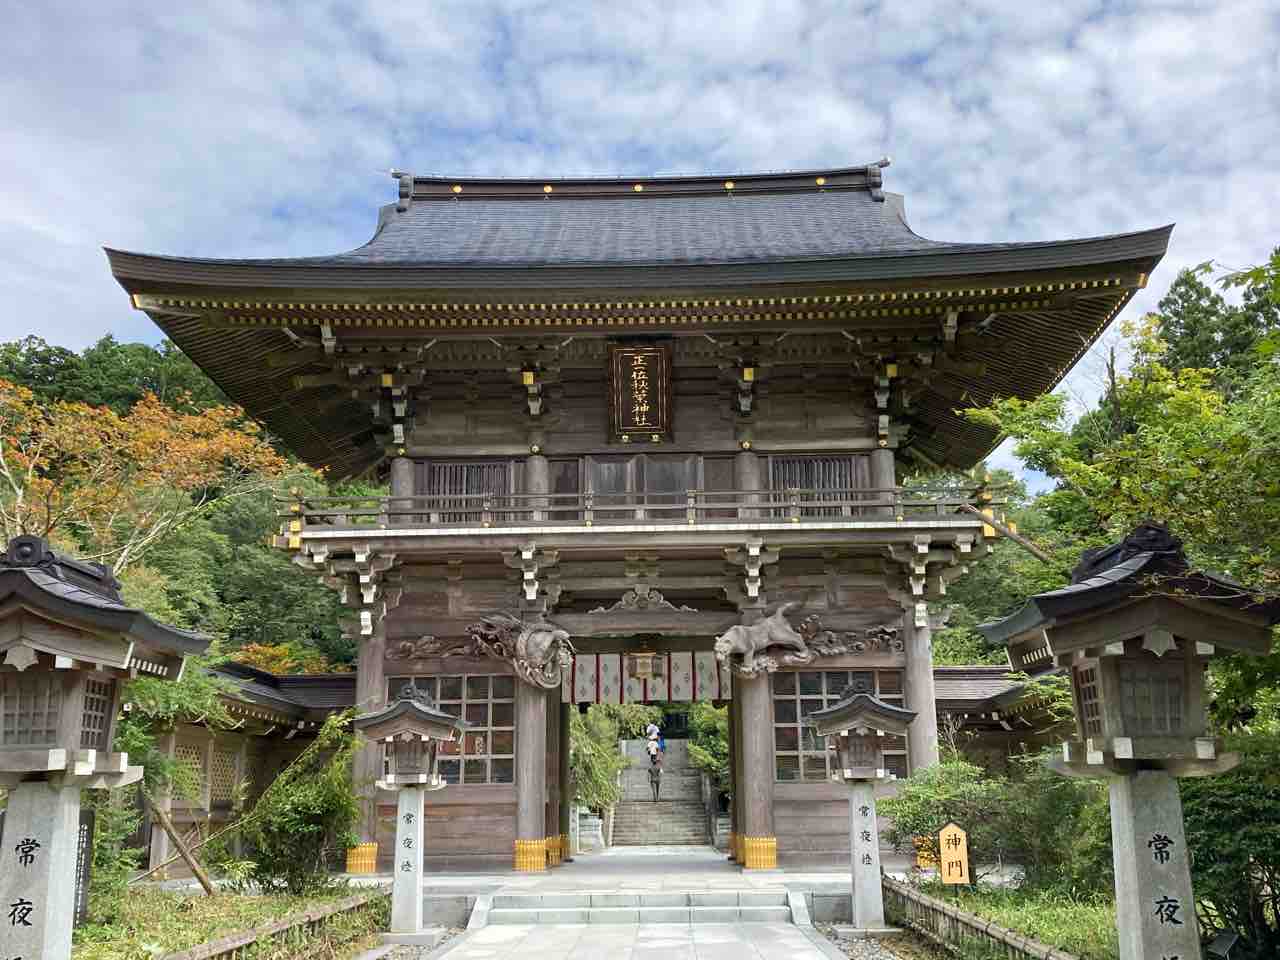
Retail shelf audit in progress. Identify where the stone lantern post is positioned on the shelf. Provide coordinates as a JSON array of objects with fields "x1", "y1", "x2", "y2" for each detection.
[
  {"x1": 352, "y1": 680, "x2": 465, "y2": 945},
  {"x1": 807, "y1": 688, "x2": 916, "y2": 933},
  {"x1": 981, "y1": 523, "x2": 1280, "y2": 960},
  {"x1": 0, "y1": 535, "x2": 208, "y2": 960}
]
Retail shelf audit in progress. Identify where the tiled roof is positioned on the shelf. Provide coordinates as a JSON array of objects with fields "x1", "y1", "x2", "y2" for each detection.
[
  {"x1": 0, "y1": 536, "x2": 208, "y2": 655},
  {"x1": 932, "y1": 666, "x2": 1021, "y2": 710},
  {"x1": 317, "y1": 190, "x2": 947, "y2": 268}
]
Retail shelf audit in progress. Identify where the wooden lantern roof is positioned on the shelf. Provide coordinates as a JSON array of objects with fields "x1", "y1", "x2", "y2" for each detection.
[
  {"x1": 352, "y1": 682, "x2": 467, "y2": 743},
  {"x1": 805, "y1": 690, "x2": 917, "y2": 738},
  {"x1": 0, "y1": 535, "x2": 208, "y2": 677},
  {"x1": 105, "y1": 160, "x2": 1171, "y2": 476},
  {"x1": 980, "y1": 522, "x2": 1280, "y2": 674}
]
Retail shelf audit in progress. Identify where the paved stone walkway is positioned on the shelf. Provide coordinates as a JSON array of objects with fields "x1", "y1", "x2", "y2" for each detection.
[{"x1": 436, "y1": 921, "x2": 841, "y2": 959}]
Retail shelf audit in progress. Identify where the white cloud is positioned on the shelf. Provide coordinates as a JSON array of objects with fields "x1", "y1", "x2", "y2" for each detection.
[{"x1": 1, "y1": 0, "x2": 1277, "y2": 485}]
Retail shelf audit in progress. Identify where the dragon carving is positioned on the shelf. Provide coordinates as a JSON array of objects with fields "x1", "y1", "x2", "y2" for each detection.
[{"x1": 466, "y1": 614, "x2": 575, "y2": 689}]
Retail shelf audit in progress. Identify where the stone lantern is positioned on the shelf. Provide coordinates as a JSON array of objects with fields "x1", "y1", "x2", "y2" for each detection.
[
  {"x1": 0, "y1": 535, "x2": 208, "y2": 960},
  {"x1": 981, "y1": 523, "x2": 1280, "y2": 960},
  {"x1": 352, "y1": 680, "x2": 465, "y2": 945},
  {"x1": 807, "y1": 688, "x2": 916, "y2": 934}
]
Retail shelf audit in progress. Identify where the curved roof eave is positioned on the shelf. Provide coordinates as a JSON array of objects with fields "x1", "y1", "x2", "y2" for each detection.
[{"x1": 104, "y1": 225, "x2": 1174, "y2": 295}]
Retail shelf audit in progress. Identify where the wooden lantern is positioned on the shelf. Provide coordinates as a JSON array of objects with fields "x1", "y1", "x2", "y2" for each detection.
[
  {"x1": 985, "y1": 523, "x2": 1279, "y2": 776},
  {"x1": 806, "y1": 688, "x2": 916, "y2": 781},
  {"x1": 353, "y1": 679, "x2": 466, "y2": 790},
  {"x1": 0, "y1": 534, "x2": 207, "y2": 789}
]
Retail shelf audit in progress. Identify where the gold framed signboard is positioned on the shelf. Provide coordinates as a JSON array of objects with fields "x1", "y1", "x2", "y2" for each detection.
[{"x1": 608, "y1": 343, "x2": 673, "y2": 443}]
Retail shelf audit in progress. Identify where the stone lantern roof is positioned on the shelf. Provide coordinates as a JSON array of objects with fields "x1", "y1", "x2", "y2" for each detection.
[
  {"x1": 978, "y1": 522, "x2": 1280, "y2": 675},
  {"x1": 0, "y1": 534, "x2": 208, "y2": 675}
]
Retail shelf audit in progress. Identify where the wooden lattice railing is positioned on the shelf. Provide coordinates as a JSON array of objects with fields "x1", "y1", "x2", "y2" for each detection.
[
  {"x1": 279, "y1": 486, "x2": 992, "y2": 532},
  {"x1": 882, "y1": 876, "x2": 1080, "y2": 960}
]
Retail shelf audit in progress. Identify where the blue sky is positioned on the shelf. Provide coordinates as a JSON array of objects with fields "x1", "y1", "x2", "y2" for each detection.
[{"x1": 2, "y1": 1, "x2": 1278, "y2": 485}]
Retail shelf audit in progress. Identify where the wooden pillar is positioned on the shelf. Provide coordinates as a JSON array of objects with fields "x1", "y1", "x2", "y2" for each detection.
[
  {"x1": 558, "y1": 701, "x2": 573, "y2": 861},
  {"x1": 544, "y1": 686, "x2": 562, "y2": 866},
  {"x1": 726, "y1": 695, "x2": 738, "y2": 861},
  {"x1": 525, "y1": 453, "x2": 549, "y2": 520},
  {"x1": 735, "y1": 449, "x2": 761, "y2": 518},
  {"x1": 515, "y1": 680, "x2": 547, "y2": 871},
  {"x1": 871, "y1": 447, "x2": 896, "y2": 517},
  {"x1": 903, "y1": 610, "x2": 940, "y2": 771},
  {"x1": 353, "y1": 618, "x2": 387, "y2": 843},
  {"x1": 738, "y1": 670, "x2": 776, "y2": 869},
  {"x1": 389, "y1": 456, "x2": 414, "y2": 508}
]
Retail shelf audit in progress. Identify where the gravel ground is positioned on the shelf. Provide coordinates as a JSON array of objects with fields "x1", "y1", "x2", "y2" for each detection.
[
  {"x1": 817, "y1": 924, "x2": 943, "y2": 960},
  {"x1": 358, "y1": 927, "x2": 465, "y2": 959}
]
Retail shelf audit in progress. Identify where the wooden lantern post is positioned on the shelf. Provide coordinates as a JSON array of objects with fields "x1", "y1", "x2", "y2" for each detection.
[
  {"x1": 0, "y1": 535, "x2": 208, "y2": 960},
  {"x1": 352, "y1": 680, "x2": 465, "y2": 945},
  {"x1": 982, "y1": 523, "x2": 1280, "y2": 960},
  {"x1": 807, "y1": 689, "x2": 916, "y2": 934}
]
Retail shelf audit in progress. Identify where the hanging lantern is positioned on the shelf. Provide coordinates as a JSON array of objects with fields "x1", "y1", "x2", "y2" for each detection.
[{"x1": 627, "y1": 648, "x2": 664, "y2": 681}]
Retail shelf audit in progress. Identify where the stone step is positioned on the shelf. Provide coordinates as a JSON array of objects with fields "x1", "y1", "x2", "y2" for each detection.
[
  {"x1": 489, "y1": 905, "x2": 792, "y2": 924},
  {"x1": 493, "y1": 891, "x2": 789, "y2": 910},
  {"x1": 487, "y1": 890, "x2": 792, "y2": 924}
]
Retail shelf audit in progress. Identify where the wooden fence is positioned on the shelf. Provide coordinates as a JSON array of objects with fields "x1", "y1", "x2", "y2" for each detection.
[
  {"x1": 159, "y1": 889, "x2": 389, "y2": 960},
  {"x1": 882, "y1": 876, "x2": 1079, "y2": 960}
]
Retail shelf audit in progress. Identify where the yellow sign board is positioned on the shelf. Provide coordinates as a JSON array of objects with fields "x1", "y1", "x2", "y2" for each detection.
[{"x1": 939, "y1": 822, "x2": 970, "y2": 884}]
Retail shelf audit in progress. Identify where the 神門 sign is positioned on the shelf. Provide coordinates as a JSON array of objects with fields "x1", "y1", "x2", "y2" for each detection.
[
  {"x1": 939, "y1": 822, "x2": 970, "y2": 884},
  {"x1": 608, "y1": 343, "x2": 673, "y2": 443}
]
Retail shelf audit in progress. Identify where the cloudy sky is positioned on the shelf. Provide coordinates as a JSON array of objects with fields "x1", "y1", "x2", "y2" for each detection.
[{"x1": 3, "y1": 0, "x2": 1277, "y2": 477}]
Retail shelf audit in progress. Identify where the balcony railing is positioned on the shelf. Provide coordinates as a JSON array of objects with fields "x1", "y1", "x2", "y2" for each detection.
[{"x1": 278, "y1": 487, "x2": 995, "y2": 533}]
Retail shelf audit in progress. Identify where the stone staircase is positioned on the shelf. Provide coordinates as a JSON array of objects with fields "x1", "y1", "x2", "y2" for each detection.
[
  {"x1": 613, "y1": 738, "x2": 707, "y2": 845},
  {"x1": 612, "y1": 799, "x2": 708, "y2": 845},
  {"x1": 486, "y1": 890, "x2": 792, "y2": 924}
]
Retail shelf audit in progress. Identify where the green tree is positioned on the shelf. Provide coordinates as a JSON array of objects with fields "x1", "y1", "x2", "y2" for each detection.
[
  {"x1": 686, "y1": 702, "x2": 730, "y2": 799},
  {"x1": 1156, "y1": 256, "x2": 1280, "y2": 394},
  {"x1": 569, "y1": 707, "x2": 631, "y2": 812},
  {"x1": 1181, "y1": 731, "x2": 1280, "y2": 958},
  {"x1": 0, "y1": 335, "x2": 226, "y2": 412}
]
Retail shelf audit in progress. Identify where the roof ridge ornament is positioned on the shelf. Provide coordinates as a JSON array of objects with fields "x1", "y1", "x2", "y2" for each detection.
[
  {"x1": 390, "y1": 169, "x2": 413, "y2": 212},
  {"x1": 1070, "y1": 520, "x2": 1184, "y2": 583}
]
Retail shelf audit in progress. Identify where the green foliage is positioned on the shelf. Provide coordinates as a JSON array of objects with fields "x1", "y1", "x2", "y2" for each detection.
[
  {"x1": 240, "y1": 713, "x2": 361, "y2": 895},
  {"x1": 1180, "y1": 730, "x2": 1280, "y2": 959},
  {"x1": 83, "y1": 789, "x2": 144, "y2": 924},
  {"x1": 1001, "y1": 753, "x2": 1113, "y2": 895},
  {"x1": 966, "y1": 305, "x2": 1280, "y2": 722},
  {"x1": 1158, "y1": 257, "x2": 1280, "y2": 395},
  {"x1": 0, "y1": 334, "x2": 227, "y2": 414},
  {"x1": 72, "y1": 888, "x2": 374, "y2": 960},
  {"x1": 2, "y1": 334, "x2": 350, "y2": 669},
  {"x1": 594, "y1": 702, "x2": 663, "y2": 739},
  {"x1": 904, "y1": 881, "x2": 1119, "y2": 960},
  {"x1": 880, "y1": 757, "x2": 1016, "y2": 880},
  {"x1": 881, "y1": 752, "x2": 1112, "y2": 896},
  {"x1": 569, "y1": 706, "x2": 631, "y2": 812},
  {"x1": 686, "y1": 702, "x2": 730, "y2": 797}
]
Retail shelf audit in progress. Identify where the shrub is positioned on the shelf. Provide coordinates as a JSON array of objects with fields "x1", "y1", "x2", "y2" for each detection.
[
  {"x1": 881, "y1": 751, "x2": 1112, "y2": 896},
  {"x1": 84, "y1": 788, "x2": 144, "y2": 924},
  {"x1": 686, "y1": 702, "x2": 730, "y2": 799},
  {"x1": 239, "y1": 713, "x2": 361, "y2": 895},
  {"x1": 1180, "y1": 730, "x2": 1280, "y2": 960},
  {"x1": 569, "y1": 706, "x2": 630, "y2": 812},
  {"x1": 880, "y1": 757, "x2": 1015, "y2": 879}
]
